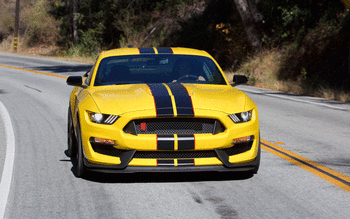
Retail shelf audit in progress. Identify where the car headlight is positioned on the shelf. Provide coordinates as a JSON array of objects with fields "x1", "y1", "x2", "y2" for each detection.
[
  {"x1": 228, "y1": 110, "x2": 252, "y2": 123},
  {"x1": 87, "y1": 111, "x2": 119, "y2": 124}
]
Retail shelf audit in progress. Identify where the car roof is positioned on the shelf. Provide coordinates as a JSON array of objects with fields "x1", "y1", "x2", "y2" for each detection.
[{"x1": 99, "y1": 47, "x2": 212, "y2": 59}]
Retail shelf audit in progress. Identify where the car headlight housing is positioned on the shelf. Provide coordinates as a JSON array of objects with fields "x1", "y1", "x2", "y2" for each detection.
[
  {"x1": 229, "y1": 110, "x2": 252, "y2": 123},
  {"x1": 87, "y1": 111, "x2": 119, "y2": 124}
]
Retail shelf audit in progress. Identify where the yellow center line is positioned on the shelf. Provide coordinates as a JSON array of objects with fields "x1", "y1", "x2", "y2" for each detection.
[
  {"x1": 261, "y1": 139, "x2": 350, "y2": 192},
  {"x1": 0, "y1": 64, "x2": 68, "y2": 79}
]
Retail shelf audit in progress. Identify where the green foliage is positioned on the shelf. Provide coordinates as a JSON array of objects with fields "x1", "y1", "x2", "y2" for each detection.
[
  {"x1": 260, "y1": 0, "x2": 345, "y2": 46},
  {"x1": 63, "y1": 28, "x2": 102, "y2": 58},
  {"x1": 277, "y1": 5, "x2": 311, "y2": 38},
  {"x1": 113, "y1": 7, "x2": 151, "y2": 47}
]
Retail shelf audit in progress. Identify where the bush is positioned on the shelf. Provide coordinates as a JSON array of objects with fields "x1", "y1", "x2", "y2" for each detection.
[
  {"x1": 63, "y1": 28, "x2": 101, "y2": 59},
  {"x1": 22, "y1": 0, "x2": 59, "y2": 47}
]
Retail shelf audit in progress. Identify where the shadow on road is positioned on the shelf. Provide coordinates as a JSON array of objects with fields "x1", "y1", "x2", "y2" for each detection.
[
  {"x1": 81, "y1": 170, "x2": 254, "y2": 183},
  {"x1": 63, "y1": 150, "x2": 254, "y2": 183},
  {"x1": 31, "y1": 65, "x2": 92, "y2": 74}
]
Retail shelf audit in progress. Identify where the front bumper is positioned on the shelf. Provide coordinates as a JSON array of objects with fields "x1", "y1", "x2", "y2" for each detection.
[
  {"x1": 79, "y1": 108, "x2": 260, "y2": 171},
  {"x1": 83, "y1": 145, "x2": 260, "y2": 173}
]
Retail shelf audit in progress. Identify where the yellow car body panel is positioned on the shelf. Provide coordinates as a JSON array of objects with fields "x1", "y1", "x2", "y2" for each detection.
[{"x1": 67, "y1": 47, "x2": 260, "y2": 174}]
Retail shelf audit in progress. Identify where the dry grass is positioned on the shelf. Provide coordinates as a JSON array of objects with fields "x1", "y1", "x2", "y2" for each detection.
[
  {"x1": 0, "y1": 36, "x2": 13, "y2": 53},
  {"x1": 0, "y1": 35, "x2": 95, "y2": 64},
  {"x1": 235, "y1": 49, "x2": 284, "y2": 88},
  {"x1": 232, "y1": 48, "x2": 350, "y2": 102},
  {"x1": 234, "y1": 48, "x2": 304, "y2": 93},
  {"x1": 314, "y1": 86, "x2": 350, "y2": 102}
]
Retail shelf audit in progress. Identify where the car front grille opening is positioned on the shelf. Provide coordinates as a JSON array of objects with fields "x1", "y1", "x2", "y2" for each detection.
[
  {"x1": 133, "y1": 150, "x2": 217, "y2": 159},
  {"x1": 124, "y1": 118, "x2": 225, "y2": 135},
  {"x1": 91, "y1": 143, "x2": 124, "y2": 157},
  {"x1": 224, "y1": 141, "x2": 253, "y2": 156}
]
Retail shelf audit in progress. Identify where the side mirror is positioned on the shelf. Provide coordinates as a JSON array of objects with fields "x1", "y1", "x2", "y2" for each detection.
[
  {"x1": 83, "y1": 71, "x2": 90, "y2": 77},
  {"x1": 233, "y1": 75, "x2": 248, "y2": 85},
  {"x1": 67, "y1": 76, "x2": 84, "y2": 87}
]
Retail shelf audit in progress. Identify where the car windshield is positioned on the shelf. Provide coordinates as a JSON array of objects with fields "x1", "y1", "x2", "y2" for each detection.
[{"x1": 93, "y1": 54, "x2": 227, "y2": 86}]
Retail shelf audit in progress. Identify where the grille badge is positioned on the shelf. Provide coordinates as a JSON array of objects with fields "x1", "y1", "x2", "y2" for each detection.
[{"x1": 140, "y1": 122, "x2": 147, "y2": 131}]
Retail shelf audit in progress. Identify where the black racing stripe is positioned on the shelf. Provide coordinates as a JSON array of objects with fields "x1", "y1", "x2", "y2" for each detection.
[
  {"x1": 157, "y1": 159, "x2": 175, "y2": 166},
  {"x1": 148, "y1": 84, "x2": 174, "y2": 117},
  {"x1": 178, "y1": 134, "x2": 195, "y2": 150},
  {"x1": 139, "y1": 47, "x2": 155, "y2": 54},
  {"x1": 157, "y1": 135, "x2": 175, "y2": 150},
  {"x1": 178, "y1": 159, "x2": 195, "y2": 166},
  {"x1": 167, "y1": 83, "x2": 194, "y2": 116},
  {"x1": 156, "y1": 47, "x2": 173, "y2": 54}
]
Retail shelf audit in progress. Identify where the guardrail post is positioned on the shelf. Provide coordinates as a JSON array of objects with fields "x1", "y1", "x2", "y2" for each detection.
[{"x1": 14, "y1": 0, "x2": 20, "y2": 53}]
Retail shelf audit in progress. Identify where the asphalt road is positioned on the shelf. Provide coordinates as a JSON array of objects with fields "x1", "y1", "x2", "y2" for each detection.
[{"x1": 0, "y1": 53, "x2": 350, "y2": 219}]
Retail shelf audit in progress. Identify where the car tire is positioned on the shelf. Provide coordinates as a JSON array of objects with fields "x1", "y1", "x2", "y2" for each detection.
[
  {"x1": 251, "y1": 142, "x2": 261, "y2": 174},
  {"x1": 67, "y1": 107, "x2": 77, "y2": 157},
  {"x1": 76, "y1": 118, "x2": 87, "y2": 178}
]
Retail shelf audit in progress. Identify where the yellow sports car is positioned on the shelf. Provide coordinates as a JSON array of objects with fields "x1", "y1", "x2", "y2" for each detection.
[{"x1": 67, "y1": 47, "x2": 260, "y2": 177}]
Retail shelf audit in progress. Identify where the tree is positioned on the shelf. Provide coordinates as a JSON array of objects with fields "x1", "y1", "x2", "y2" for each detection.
[
  {"x1": 72, "y1": 0, "x2": 78, "y2": 44},
  {"x1": 233, "y1": 0, "x2": 261, "y2": 51}
]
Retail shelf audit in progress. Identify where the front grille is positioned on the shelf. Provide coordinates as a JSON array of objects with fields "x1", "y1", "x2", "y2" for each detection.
[{"x1": 124, "y1": 118, "x2": 225, "y2": 135}]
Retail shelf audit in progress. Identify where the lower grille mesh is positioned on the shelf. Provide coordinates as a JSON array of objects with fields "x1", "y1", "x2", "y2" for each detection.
[
  {"x1": 224, "y1": 142, "x2": 252, "y2": 156},
  {"x1": 91, "y1": 143, "x2": 123, "y2": 157},
  {"x1": 124, "y1": 118, "x2": 225, "y2": 135},
  {"x1": 133, "y1": 150, "x2": 216, "y2": 159}
]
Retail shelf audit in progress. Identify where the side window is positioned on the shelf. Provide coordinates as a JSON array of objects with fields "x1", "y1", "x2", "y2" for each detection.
[
  {"x1": 202, "y1": 62, "x2": 211, "y2": 80},
  {"x1": 85, "y1": 65, "x2": 94, "y2": 85},
  {"x1": 85, "y1": 58, "x2": 98, "y2": 85}
]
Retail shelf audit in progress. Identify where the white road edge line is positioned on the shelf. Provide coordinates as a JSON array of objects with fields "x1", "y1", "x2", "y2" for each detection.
[
  {"x1": 238, "y1": 87, "x2": 347, "y2": 111},
  {"x1": 0, "y1": 101, "x2": 15, "y2": 219}
]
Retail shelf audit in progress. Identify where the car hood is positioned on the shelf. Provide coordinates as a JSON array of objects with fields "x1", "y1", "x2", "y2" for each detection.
[{"x1": 88, "y1": 83, "x2": 248, "y2": 116}]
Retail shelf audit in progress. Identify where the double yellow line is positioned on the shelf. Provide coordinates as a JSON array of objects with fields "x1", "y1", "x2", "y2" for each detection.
[
  {"x1": 262, "y1": 140, "x2": 350, "y2": 192},
  {"x1": 2, "y1": 63, "x2": 350, "y2": 192},
  {"x1": 0, "y1": 64, "x2": 68, "y2": 79}
]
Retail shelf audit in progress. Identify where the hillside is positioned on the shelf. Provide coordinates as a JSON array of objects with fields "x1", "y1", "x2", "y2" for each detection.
[{"x1": 0, "y1": 0, "x2": 349, "y2": 101}]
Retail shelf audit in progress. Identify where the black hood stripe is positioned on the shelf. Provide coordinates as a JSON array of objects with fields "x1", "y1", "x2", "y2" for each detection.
[
  {"x1": 147, "y1": 84, "x2": 174, "y2": 117},
  {"x1": 167, "y1": 83, "x2": 194, "y2": 116}
]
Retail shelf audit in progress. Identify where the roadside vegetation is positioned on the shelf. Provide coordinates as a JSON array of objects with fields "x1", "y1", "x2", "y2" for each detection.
[{"x1": 0, "y1": 0, "x2": 349, "y2": 102}]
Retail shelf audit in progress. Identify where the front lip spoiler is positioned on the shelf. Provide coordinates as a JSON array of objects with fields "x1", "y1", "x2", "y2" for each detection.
[
  {"x1": 83, "y1": 150, "x2": 136, "y2": 170},
  {"x1": 83, "y1": 139, "x2": 260, "y2": 173}
]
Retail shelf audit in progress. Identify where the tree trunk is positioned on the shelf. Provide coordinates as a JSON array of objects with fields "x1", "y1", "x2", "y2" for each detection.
[
  {"x1": 348, "y1": 42, "x2": 350, "y2": 84},
  {"x1": 233, "y1": 0, "x2": 261, "y2": 51},
  {"x1": 73, "y1": 0, "x2": 78, "y2": 45},
  {"x1": 247, "y1": 0, "x2": 263, "y2": 23}
]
